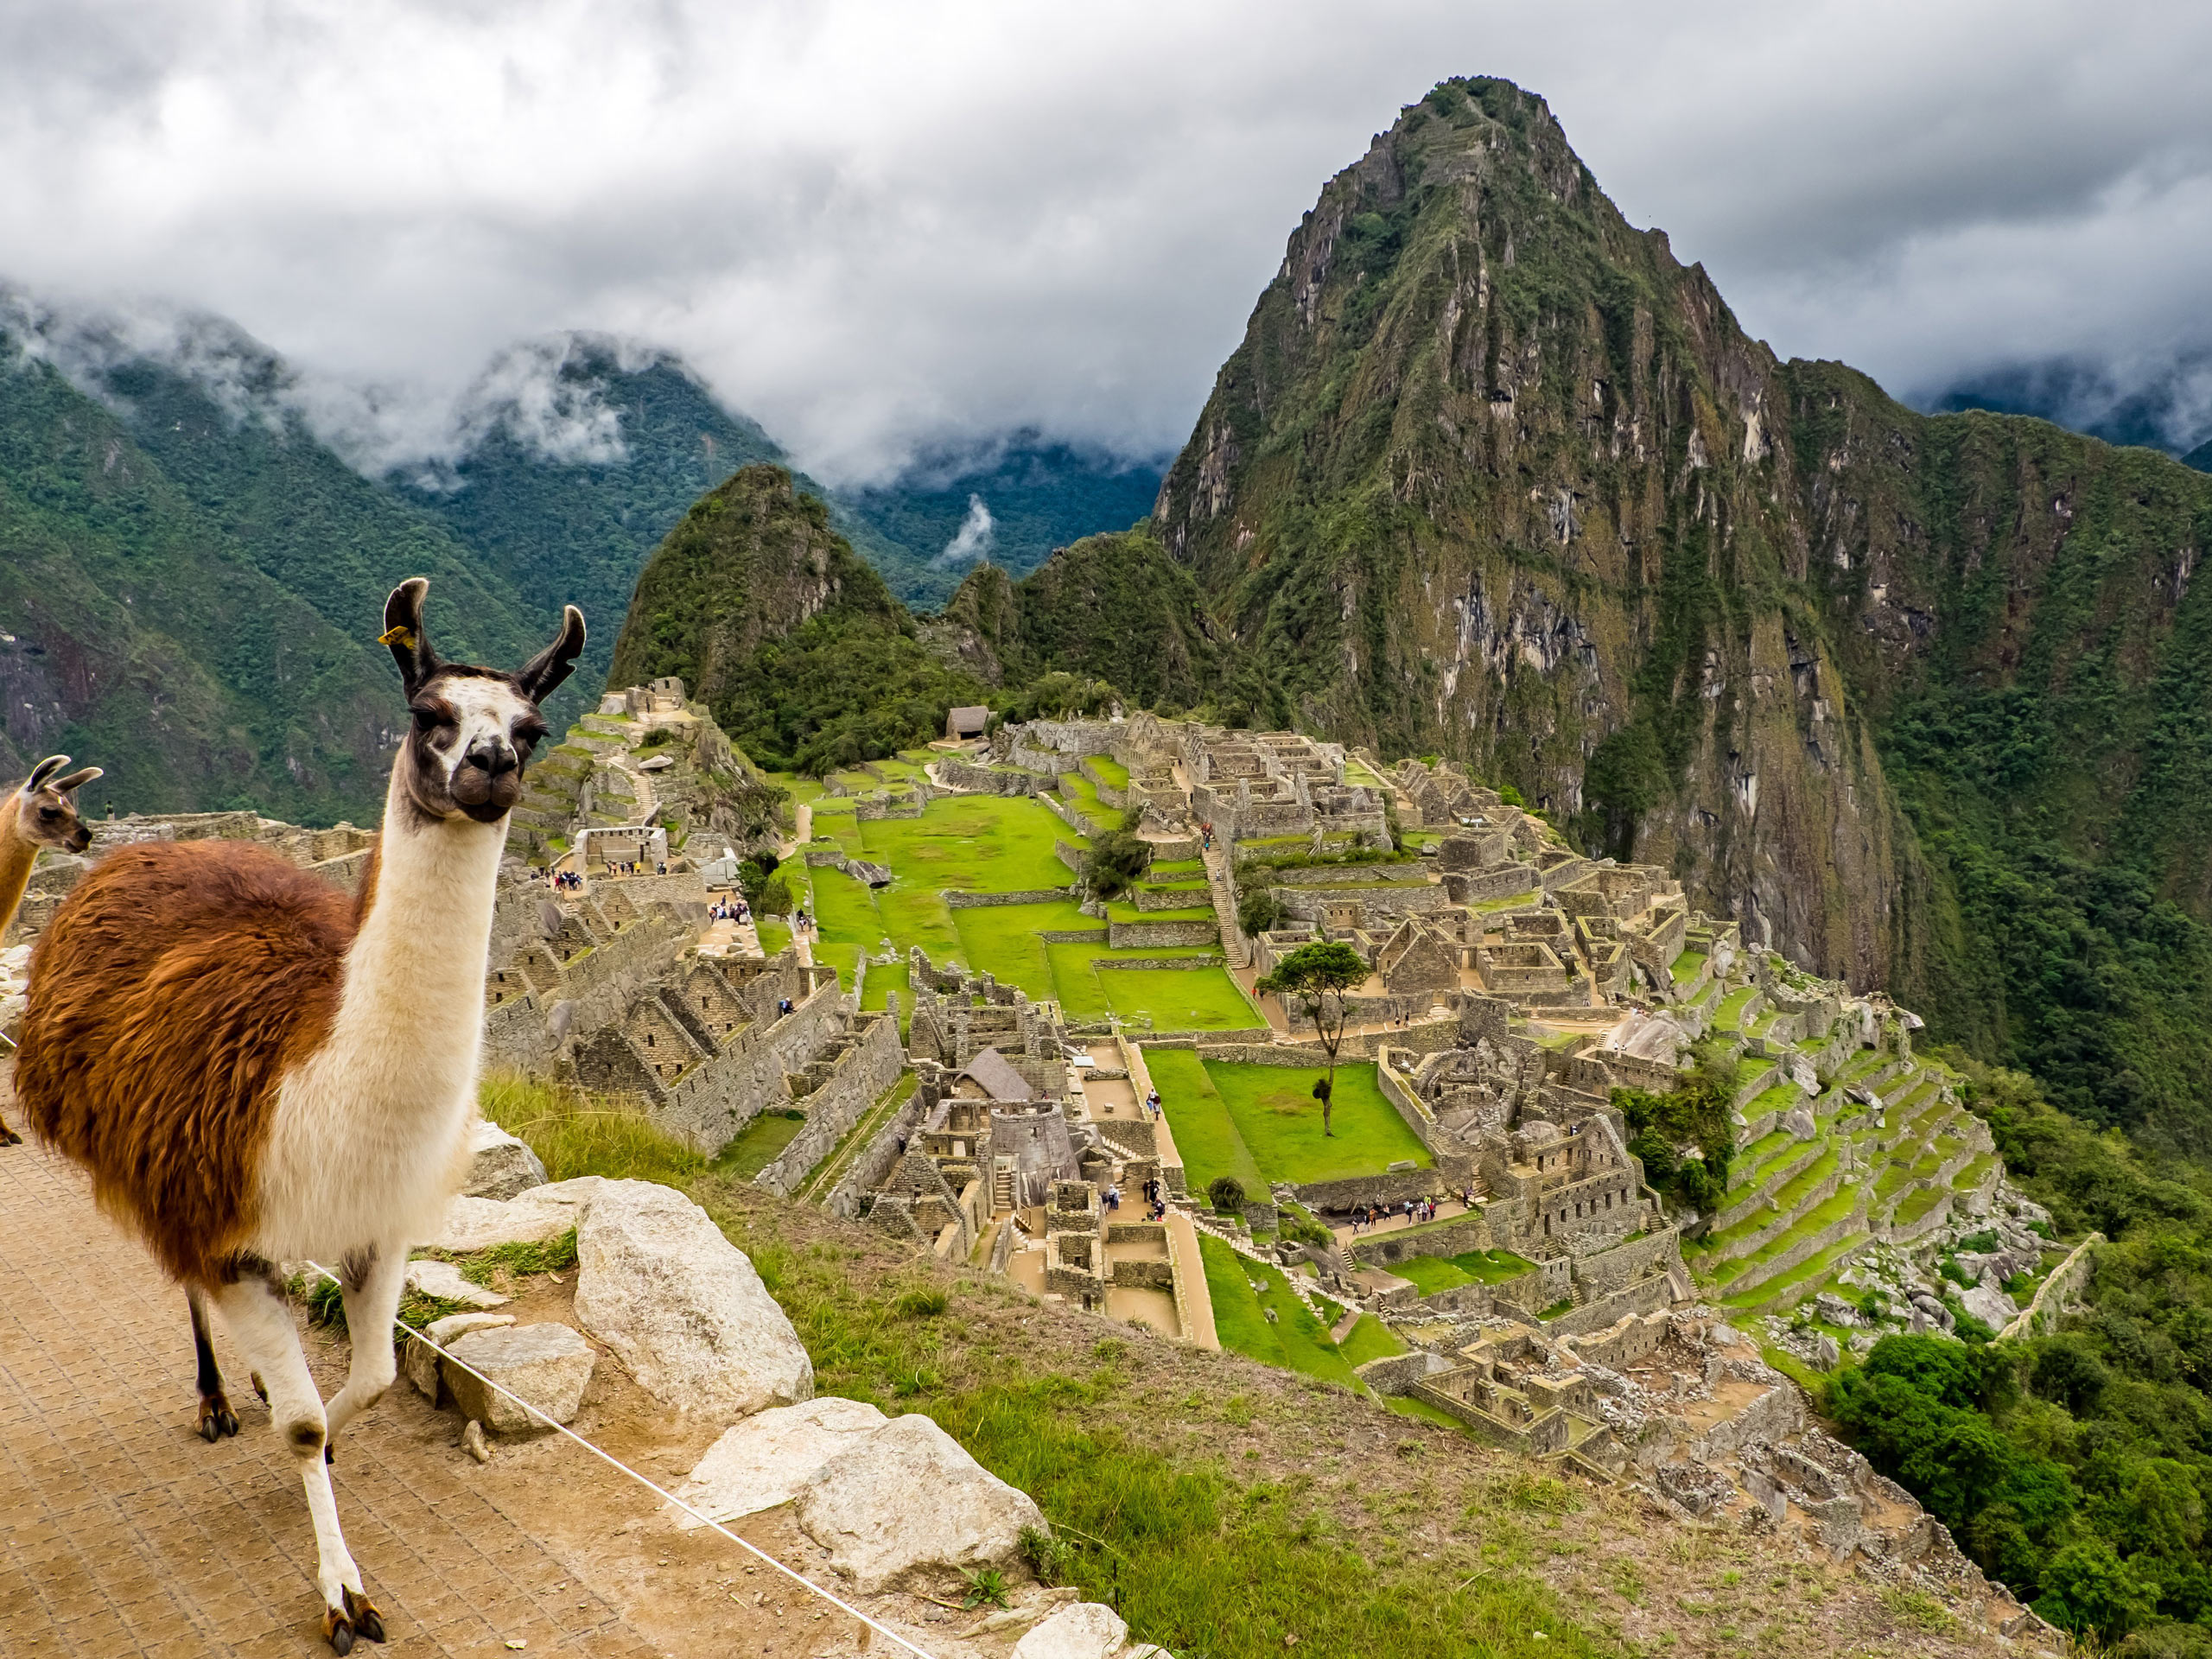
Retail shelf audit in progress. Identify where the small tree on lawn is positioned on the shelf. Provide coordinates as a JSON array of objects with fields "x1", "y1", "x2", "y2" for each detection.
[{"x1": 1254, "y1": 939, "x2": 1368, "y2": 1137}]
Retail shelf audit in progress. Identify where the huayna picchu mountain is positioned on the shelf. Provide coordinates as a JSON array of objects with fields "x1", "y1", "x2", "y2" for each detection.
[
  {"x1": 1144, "y1": 77, "x2": 2212, "y2": 1150},
  {"x1": 613, "y1": 78, "x2": 2212, "y2": 1148}
]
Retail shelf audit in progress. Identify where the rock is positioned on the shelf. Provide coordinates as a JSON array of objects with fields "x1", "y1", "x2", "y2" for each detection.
[
  {"x1": 571, "y1": 1180, "x2": 812, "y2": 1418},
  {"x1": 404, "y1": 1313, "x2": 515, "y2": 1400},
  {"x1": 444, "y1": 1323, "x2": 596, "y2": 1435},
  {"x1": 465, "y1": 1119, "x2": 549, "y2": 1200},
  {"x1": 1959, "y1": 1281, "x2": 2018, "y2": 1332},
  {"x1": 427, "y1": 1176, "x2": 610, "y2": 1253},
  {"x1": 1810, "y1": 1334, "x2": 1840, "y2": 1371},
  {"x1": 795, "y1": 1413, "x2": 1046, "y2": 1592},
  {"x1": 1012, "y1": 1603, "x2": 1128, "y2": 1659},
  {"x1": 405, "y1": 1259, "x2": 508, "y2": 1308},
  {"x1": 671, "y1": 1397, "x2": 889, "y2": 1529},
  {"x1": 463, "y1": 1419, "x2": 491, "y2": 1463},
  {"x1": 1812, "y1": 1292, "x2": 1859, "y2": 1327},
  {"x1": 1786, "y1": 1054, "x2": 1819, "y2": 1093},
  {"x1": 1781, "y1": 1104, "x2": 1816, "y2": 1139}
]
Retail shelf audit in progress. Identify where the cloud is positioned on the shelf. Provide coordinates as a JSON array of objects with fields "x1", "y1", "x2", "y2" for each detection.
[
  {"x1": 3, "y1": 1, "x2": 2210, "y2": 479},
  {"x1": 932, "y1": 494, "x2": 996, "y2": 569}
]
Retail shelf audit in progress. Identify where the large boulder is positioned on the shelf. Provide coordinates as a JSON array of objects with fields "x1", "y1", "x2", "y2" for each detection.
[
  {"x1": 671, "y1": 1397, "x2": 890, "y2": 1529},
  {"x1": 1013, "y1": 1604, "x2": 1128, "y2": 1659},
  {"x1": 404, "y1": 1312, "x2": 514, "y2": 1401},
  {"x1": 465, "y1": 1118, "x2": 550, "y2": 1200},
  {"x1": 1959, "y1": 1281, "x2": 2018, "y2": 1334},
  {"x1": 444, "y1": 1322, "x2": 596, "y2": 1435},
  {"x1": 796, "y1": 1413, "x2": 1046, "y2": 1592},
  {"x1": 571, "y1": 1180, "x2": 813, "y2": 1418}
]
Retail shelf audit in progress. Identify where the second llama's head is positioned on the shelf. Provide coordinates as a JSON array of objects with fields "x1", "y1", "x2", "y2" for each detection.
[
  {"x1": 12, "y1": 755, "x2": 103, "y2": 853},
  {"x1": 383, "y1": 577, "x2": 586, "y2": 827}
]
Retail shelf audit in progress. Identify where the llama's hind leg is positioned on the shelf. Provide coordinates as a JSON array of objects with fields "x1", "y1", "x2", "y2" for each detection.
[
  {"x1": 212, "y1": 1267, "x2": 385, "y2": 1651},
  {"x1": 187, "y1": 1286, "x2": 241, "y2": 1441},
  {"x1": 323, "y1": 1243, "x2": 405, "y2": 1455}
]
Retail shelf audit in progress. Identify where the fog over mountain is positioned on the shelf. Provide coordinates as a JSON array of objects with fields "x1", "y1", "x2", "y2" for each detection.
[{"x1": 4, "y1": 0, "x2": 2212, "y2": 481}]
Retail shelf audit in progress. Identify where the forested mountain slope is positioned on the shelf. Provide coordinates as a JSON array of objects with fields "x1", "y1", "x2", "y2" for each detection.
[{"x1": 1145, "y1": 76, "x2": 2212, "y2": 1148}]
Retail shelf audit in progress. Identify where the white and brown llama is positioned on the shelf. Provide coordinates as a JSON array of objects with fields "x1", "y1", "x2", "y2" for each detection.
[
  {"x1": 17, "y1": 579, "x2": 582, "y2": 1654},
  {"x1": 0, "y1": 754, "x2": 103, "y2": 1144}
]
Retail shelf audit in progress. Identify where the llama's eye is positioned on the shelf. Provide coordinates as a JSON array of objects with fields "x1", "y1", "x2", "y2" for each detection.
[{"x1": 412, "y1": 709, "x2": 442, "y2": 733}]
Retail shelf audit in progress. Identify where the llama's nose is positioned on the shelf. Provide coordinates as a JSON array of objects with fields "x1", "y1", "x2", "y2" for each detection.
[{"x1": 464, "y1": 738, "x2": 517, "y2": 777}]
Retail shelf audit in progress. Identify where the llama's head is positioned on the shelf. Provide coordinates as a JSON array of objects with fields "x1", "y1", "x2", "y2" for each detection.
[
  {"x1": 12, "y1": 756, "x2": 103, "y2": 853},
  {"x1": 383, "y1": 578, "x2": 587, "y2": 827}
]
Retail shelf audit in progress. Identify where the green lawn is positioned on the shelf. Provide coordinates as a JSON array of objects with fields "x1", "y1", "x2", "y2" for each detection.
[
  {"x1": 1085, "y1": 755, "x2": 1129, "y2": 789},
  {"x1": 710, "y1": 1109, "x2": 806, "y2": 1179},
  {"x1": 1713, "y1": 985, "x2": 1758, "y2": 1028},
  {"x1": 1147, "y1": 1053, "x2": 1430, "y2": 1192},
  {"x1": 1147, "y1": 857, "x2": 1205, "y2": 878},
  {"x1": 1198, "y1": 1235, "x2": 1359, "y2": 1387},
  {"x1": 1386, "y1": 1249, "x2": 1535, "y2": 1294},
  {"x1": 861, "y1": 794, "x2": 1081, "y2": 891},
  {"x1": 1102, "y1": 969, "x2": 1258, "y2": 1031},
  {"x1": 1145, "y1": 1049, "x2": 1266, "y2": 1197},
  {"x1": 1106, "y1": 899, "x2": 1217, "y2": 925},
  {"x1": 860, "y1": 957, "x2": 910, "y2": 1031},
  {"x1": 757, "y1": 918, "x2": 791, "y2": 957},
  {"x1": 1669, "y1": 950, "x2": 1707, "y2": 987},
  {"x1": 1335, "y1": 1313, "x2": 1408, "y2": 1369}
]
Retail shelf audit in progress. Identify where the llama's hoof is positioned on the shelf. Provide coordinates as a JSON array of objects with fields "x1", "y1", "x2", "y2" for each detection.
[
  {"x1": 321, "y1": 1605, "x2": 355, "y2": 1656},
  {"x1": 342, "y1": 1587, "x2": 386, "y2": 1644},
  {"x1": 251, "y1": 1371, "x2": 269, "y2": 1404},
  {"x1": 196, "y1": 1393, "x2": 240, "y2": 1441},
  {"x1": 0, "y1": 1126, "x2": 21, "y2": 1147}
]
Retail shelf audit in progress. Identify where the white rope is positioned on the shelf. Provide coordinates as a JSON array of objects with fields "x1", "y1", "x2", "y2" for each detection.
[{"x1": 302, "y1": 1259, "x2": 941, "y2": 1659}]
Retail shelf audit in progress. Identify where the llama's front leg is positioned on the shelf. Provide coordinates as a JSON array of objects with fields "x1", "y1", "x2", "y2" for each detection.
[
  {"x1": 0, "y1": 1107, "x2": 21, "y2": 1146},
  {"x1": 324, "y1": 1244, "x2": 406, "y2": 1452},
  {"x1": 187, "y1": 1286, "x2": 241, "y2": 1441},
  {"x1": 213, "y1": 1268, "x2": 385, "y2": 1651}
]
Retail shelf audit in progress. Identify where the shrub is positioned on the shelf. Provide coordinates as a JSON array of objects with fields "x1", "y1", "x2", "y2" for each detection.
[
  {"x1": 1084, "y1": 830, "x2": 1150, "y2": 900},
  {"x1": 1208, "y1": 1176, "x2": 1247, "y2": 1212},
  {"x1": 1236, "y1": 887, "x2": 1287, "y2": 937}
]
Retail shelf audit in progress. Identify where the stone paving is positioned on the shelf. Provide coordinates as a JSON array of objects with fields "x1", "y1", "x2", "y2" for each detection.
[{"x1": 0, "y1": 1141, "x2": 658, "y2": 1659}]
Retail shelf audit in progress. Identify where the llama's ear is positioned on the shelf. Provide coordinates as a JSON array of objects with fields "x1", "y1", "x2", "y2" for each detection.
[
  {"x1": 381, "y1": 577, "x2": 439, "y2": 695},
  {"x1": 517, "y1": 605, "x2": 587, "y2": 705},
  {"x1": 24, "y1": 755, "x2": 67, "y2": 791},
  {"x1": 53, "y1": 766, "x2": 102, "y2": 794}
]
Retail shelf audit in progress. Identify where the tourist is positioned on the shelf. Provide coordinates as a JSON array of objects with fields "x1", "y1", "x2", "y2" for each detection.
[{"x1": 1105, "y1": 1184, "x2": 1121, "y2": 1211}]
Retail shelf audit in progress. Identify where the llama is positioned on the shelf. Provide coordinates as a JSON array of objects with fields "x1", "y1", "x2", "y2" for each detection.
[
  {"x1": 16, "y1": 580, "x2": 582, "y2": 1653},
  {"x1": 0, "y1": 754, "x2": 102, "y2": 1145}
]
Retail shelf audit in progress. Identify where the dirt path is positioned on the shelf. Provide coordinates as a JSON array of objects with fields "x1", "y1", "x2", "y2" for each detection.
[{"x1": 0, "y1": 1138, "x2": 971, "y2": 1659}]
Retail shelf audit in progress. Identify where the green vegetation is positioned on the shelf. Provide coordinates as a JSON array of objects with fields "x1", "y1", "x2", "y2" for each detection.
[
  {"x1": 711, "y1": 1108, "x2": 809, "y2": 1179},
  {"x1": 1613, "y1": 1043, "x2": 1738, "y2": 1213},
  {"x1": 478, "y1": 1070, "x2": 705, "y2": 1186},
  {"x1": 1254, "y1": 940, "x2": 1370, "y2": 1135},
  {"x1": 1147, "y1": 1052, "x2": 1429, "y2": 1195},
  {"x1": 1082, "y1": 829, "x2": 1150, "y2": 899},
  {"x1": 1198, "y1": 1235, "x2": 1363, "y2": 1387},
  {"x1": 1387, "y1": 1249, "x2": 1535, "y2": 1294}
]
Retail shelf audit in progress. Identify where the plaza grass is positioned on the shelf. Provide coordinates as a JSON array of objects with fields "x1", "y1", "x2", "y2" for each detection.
[
  {"x1": 1198, "y1": 1235, "x2": 1359, "y2": 1388},
  {"x1": 1103, "y1": 967, "x2": 1260, "y2": 1032},
  {"x1": 1147, "y1": 1053, "x2": 1430, "y2": 1193},
  {"x1": 1335, "y1": 1311, "x2": 1408, "y2": 1368},
  {"x1": 1388, "y1": 1249, "x2": 1535, "y2": 1294}
]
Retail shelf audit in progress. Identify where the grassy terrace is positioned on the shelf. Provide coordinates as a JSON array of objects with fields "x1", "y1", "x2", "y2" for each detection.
[
  {"x1": 1388, "y1": 1249, "x2": 1535, "y2": 1294},
  {"x1": 710, "y1": 1108, "x2": 806, "y2": 1179},
  {"x1": 1106, "y1": 898, "x2": 1217, "y2": 925},
  {"x1": 1712, "y1": 985, "x2": 1758, "y2": 1029},
  {"x1": 1721, "y1": 1231, "x2": 1867, "y2": 1310},
  {"x1": 1199, "y1": 1235, "x2": 1365, "y2": 1387},
  {"x1": 1147, "y1": 857, "x2": 1205, "y2": 877},
  {"x1": 1707, "y1": 1191, "x2": 1856, "y2": 1286},
  {"x1": 1669, "y1": 950, "x2": 1707, "y2": 988},
  {"x1": 793, "y1": 1073, "x2": 919, "y2": 1205},
  {"x1": 1084, "y1": 754, "x2": 1129, "y2": 790},
  {"x1": 1056, "y1": 770, "x2": 1115, "y2": 834},
  {"x1": 1147, "y1": 1052, "x2": 1428, "y2": 1194}
]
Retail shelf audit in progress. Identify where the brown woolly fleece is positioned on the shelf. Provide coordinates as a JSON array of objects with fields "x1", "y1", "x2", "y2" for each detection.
[{"x1": 16, "y1": 837, "x2": 379, "y2": 1286}]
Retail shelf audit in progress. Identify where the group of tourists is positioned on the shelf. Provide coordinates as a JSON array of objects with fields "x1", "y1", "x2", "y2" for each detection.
[
  {"x1": 548, "y1": 868, "x2": 583, "y2": 891},
  {"x1": 1343, "y1": 1195, "x2": 1455, "y2": 1233},
  {"x1": 1141, "y1": 1174, "x2": 1167, "y2": 1221},
  {"x1": 601, "y1": 857, "x2": 666, "y2": 878},
  {"x1": 709, "y1": 896, "x2": 750, "y2": 925},
  {"x1": 1140, "y1": 1087, "x2": 1162, "y2": 1119}
]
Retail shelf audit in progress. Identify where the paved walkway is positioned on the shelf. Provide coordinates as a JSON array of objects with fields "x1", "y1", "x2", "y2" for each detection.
[{"x1": 0, "y1": 1141, "x2": 657, "y2": 1659}]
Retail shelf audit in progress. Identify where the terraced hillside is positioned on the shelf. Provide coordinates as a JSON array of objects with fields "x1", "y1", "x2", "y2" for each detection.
[{"x1": 1677, "y1": 960, "x2": 2003, "y2": 1323}]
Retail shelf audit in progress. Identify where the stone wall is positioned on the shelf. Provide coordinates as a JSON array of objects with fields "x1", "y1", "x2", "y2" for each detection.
[
  {"x1": 1346, "y1": 1205, "x2": 1493, "y2": 1263},
  {"x1": 1998, "y1": 1233, "x2": 2104, "y2": 1342},
  {"x1": 938, "y1": 760, "x2": 1051, "y2": 797},
  {"x1": 1572, "y1": 1227, "x2": 1683, "y2": 1299},
  {"x1": 944, "y1": 887, "x2": 1072, "y2": 907},
  {"x1": 1096, "y1": 955, "x2": 1222, "y2": 971},
  {"x1": 827, "y1": 1075, "x2": 941, "y2": 1220},
  {"x1": 1544, "y1": 1273, "x2": 1675, "y2": 1337},
  {"x1": 1108, "y1": 918, "x2": 1220, "y2": 949},
  {"x1": 753, "y1": 1014, "x2": 908, "y2": 1196},
  {"x1": 480, "y1": 910, "x2": 700, "y2": 1072},
  {"x1": 645, "y1": 977, "x2": 851, "y2": 1153}
]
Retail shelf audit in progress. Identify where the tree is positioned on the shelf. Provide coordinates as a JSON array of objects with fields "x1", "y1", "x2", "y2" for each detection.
[
  {"x1": 1083, "y1": 830, "x2": 1149, "y2": 900},
  {"x1": 756, "y1": 871, "x2": 796, "y2": 918},
  {"x1": 1254, "y1": 940, "x2": 1368, "y2": 1136},
  {"x1": 1208, "y1": 1176, "x2": 1246, "y2": 1213},
  {"x1": 1236, "y1": 887, "x2": 1286, "y2": 938}
]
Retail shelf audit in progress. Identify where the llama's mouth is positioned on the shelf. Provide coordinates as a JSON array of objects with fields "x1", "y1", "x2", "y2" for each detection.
[{"x1": 457, "y1": 800, "x2": 512, "y2": 824}]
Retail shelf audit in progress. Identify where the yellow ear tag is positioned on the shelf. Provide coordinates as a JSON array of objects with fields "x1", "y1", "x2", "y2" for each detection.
[{"x1": 378, "y1": 625, "x2": 416, "y2": 650}]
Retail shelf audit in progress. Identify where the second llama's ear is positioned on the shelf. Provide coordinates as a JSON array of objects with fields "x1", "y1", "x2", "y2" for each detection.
[
  {"x1": 517, "y1": 605, "x2": 587, "y2": 706},
  {"x1": 382, "y1": 578, "x2": 439, "y2": 695}
]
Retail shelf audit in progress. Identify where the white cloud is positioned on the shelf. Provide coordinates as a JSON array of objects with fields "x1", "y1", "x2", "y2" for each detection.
[
  {"x1": 933, "y1": 494, "x2": 995, "y2": 568},
  {"x1": 3, "y1": 0, "x2": 2210, "y2": 479}
]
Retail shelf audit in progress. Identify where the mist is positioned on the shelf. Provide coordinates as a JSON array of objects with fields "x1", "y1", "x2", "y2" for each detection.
[{"x1": 5, "y1": 0, "x2": 2211, "y2": 480}]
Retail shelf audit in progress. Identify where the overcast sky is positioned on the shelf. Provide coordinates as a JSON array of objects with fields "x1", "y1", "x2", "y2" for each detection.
[{"x1": 3, "y1": 0, "x2": 2209, "y2": 482}]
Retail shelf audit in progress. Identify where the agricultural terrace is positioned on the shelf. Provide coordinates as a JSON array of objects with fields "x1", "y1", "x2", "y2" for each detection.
[
  {"x1": 1146, "y1": 1052, "x2": 1431, "y2": 1198},
  {"x1": 782, "y1": 791, "x2": 1260, "y2": 1030}
]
